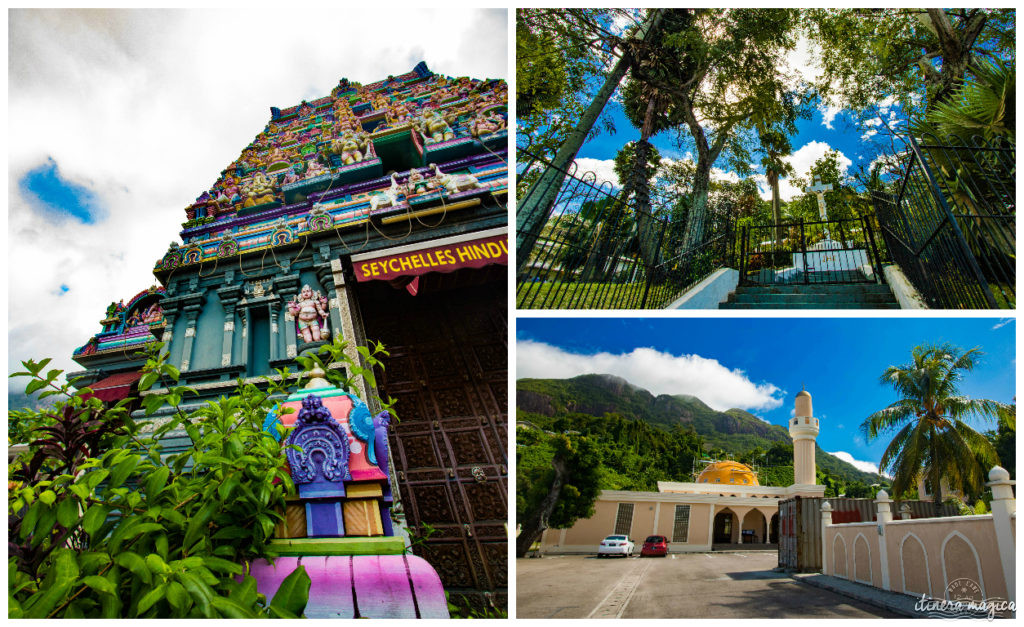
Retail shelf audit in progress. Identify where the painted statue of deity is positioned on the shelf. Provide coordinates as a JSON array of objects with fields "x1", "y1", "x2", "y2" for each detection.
[
  {"x1": 288, "y1": 284, "x2": 330, "y2": 343},
  {"x1": 242, "y1": 171, "x2": 277, "y2": 208},
  {"x1": 303, "y1": 158, "x2": 329, "y2": 180},
  {"x1": 332, "y1": 131, "x2": 368, "y2": 166},
  {"x1": 416, "y1": 109, "x2": 454, "y2": 144},
  {"x1": 470, "y1": 110, "x2": 505, "y2": 137}
]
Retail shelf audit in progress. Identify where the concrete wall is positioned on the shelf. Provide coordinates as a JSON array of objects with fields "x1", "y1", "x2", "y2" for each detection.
[
  {"x1": 821, "y1": 468, "x2": 1015, "y2": 611},
  {"x1": 667, "y1": 268, "x2": 739, "y2": 309}
]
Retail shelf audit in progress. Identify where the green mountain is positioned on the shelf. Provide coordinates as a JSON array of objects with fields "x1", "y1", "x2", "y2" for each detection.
[{"x1": 517, "y1": 374, "x2": 884, "y2": 485}]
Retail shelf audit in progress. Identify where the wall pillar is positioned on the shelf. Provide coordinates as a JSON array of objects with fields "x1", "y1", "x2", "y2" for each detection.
[
  {"x1": 899, "y1": 503, "x2": 912, "y2": 520},
  {"x1": 820, "y1": 500, "x2": 832, "y2": 575},
  {"x1": 269, "y1": 306, "x2": 280, "y2": 362},
  {"x1": 159, "y1": 311, "x2": 177, "y2": 359},
  {"x1": 179, "y1": 306, "x2": 201, "y2": 371},
  {"x1": 987, "y1": 466, "x2": 1016, "y2": 605},
  {"x1": 874, "y1": 490, "x2": 892, "y2": 591},
  {"x1": 239, "y1": 309, "x2": 249, "y2": 366},
  {"x1": 329, "y1": 258, "x2": 368, "y2": 402},
  {"x1": 217, "y1": 286, "x2": 241, "y2": 367}
]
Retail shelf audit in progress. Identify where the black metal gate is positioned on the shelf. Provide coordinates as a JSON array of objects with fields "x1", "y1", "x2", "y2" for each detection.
[
  {"x1": 738, "y1": 217, "x2": 885, "y2": 286},
  {"x1": 872, "y1": 133, "x2": 1015, "y2": 309}
]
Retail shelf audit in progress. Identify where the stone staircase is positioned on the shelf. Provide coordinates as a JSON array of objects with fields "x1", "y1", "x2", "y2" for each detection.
[{"x1": 720, "y1": 283, "x2": 900, "y2": 309}]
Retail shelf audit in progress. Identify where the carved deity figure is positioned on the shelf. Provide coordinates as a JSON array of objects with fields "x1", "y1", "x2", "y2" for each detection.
[
  {"x1": 242, "y1": 171, "x2": 277, "y2": 208},
  {"x1": 470, "y1": 111, "x2": 505, "y2": 137},
  {"x1": 288, "y1": 284, "x2": 330, "y2": 343},
  {"x1": 416, "y1": 109, "x2": 455, "y2": 144},
  {"x1": 334, "y1": 131, "x2": 368, "y2": 165}
]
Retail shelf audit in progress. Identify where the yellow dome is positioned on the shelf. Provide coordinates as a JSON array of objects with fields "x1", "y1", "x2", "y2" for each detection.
[{"x1": 696, "y1": 460, "x2": 759, "y2": 486}]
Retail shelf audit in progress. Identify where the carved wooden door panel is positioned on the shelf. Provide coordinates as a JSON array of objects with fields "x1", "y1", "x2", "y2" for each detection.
[{"x1": 359, "y1": 280, "x2": 507, "y2": 611}]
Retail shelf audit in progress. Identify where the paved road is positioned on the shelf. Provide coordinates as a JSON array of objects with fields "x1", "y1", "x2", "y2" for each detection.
[{"x1": 517, "y1": 552, "x2": 899, "y2": 619}]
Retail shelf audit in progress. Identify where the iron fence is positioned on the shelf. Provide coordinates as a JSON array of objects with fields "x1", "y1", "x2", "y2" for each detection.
[
  {"x1": 737, "y1": 216, "x2": 886, "y2": 286},
  {"x1": 515, "y1": 145, "x2": 733, "y2": 309},
  {"x1": 873, "y1": 133, "x2": 1015, "y2": 309}
]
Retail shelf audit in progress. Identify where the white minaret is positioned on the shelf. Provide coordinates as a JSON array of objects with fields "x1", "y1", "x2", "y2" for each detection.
[{"x1": 789, "y1": 388, "x2": 820, "y2": 485}]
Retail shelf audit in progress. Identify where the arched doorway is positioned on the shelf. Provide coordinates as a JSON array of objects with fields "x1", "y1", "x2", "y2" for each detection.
[
  {"x1": 769, "y1": 513, "x2": 779, "y2": 544},
  {"x1": 741, "y1": 510, "x2": 767, "y2": 543},
  {"x1": 713, "y1": 509, "x2": 736, "y2": 544}
]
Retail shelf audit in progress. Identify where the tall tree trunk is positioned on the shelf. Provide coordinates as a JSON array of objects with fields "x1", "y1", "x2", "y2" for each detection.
[
  {"x1": 931, "y1": 438, "x2": 943, "y2": 518},
  {"x1": 770, "y1": 170, "x2": 783, "y2": 244},
  {"x1": 632, "y1": 98, "x2": 664, "y2": 276},
  {"x1": 683, "y1": 163, "x2": 713, "y2": 249},
  {"x1": 516, "y1": 456, "x2": 568, "y2": 557},
  {"x1": 516, "y1": 10, "x2": 665, "y2": 272}
]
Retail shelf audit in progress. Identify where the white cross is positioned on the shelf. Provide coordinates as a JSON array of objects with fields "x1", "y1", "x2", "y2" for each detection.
[{"x1": 807, "y1": 176, "x2": 833, "y2": 222}]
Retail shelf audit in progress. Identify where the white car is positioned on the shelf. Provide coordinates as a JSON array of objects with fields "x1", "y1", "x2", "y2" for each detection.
[{"x1": 597, "y1": 534, "x2": 634, "y2": 558}]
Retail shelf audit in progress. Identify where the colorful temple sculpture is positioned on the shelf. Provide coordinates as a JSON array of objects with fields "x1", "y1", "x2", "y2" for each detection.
[
  {"x1": 70, "y1": 62, "x2": 509, "y2": 612},
  {"x1": 252, "y1": 368, "x2": 447, "y2": 618}
]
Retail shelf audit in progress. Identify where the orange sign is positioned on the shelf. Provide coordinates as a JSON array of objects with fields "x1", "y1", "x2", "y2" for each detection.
[{"x1": 354, "y1": 234, "x2": 507, "y2": 282}]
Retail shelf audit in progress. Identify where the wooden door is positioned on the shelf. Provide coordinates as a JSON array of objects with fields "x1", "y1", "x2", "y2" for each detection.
[{"x1": 359, "y1": 278, "x2": 507, "y2": 612}]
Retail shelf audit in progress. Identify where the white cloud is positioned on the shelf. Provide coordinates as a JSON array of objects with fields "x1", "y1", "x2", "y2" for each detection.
[
  {"x1": 992, "y1": 318, "x2": 1014, "y2": 330},
  {"x1": 829, "y1": 451, "x2": 890, "y2": 478},
  {"x1": 861, "y1": 129, "x2": 879, "y2": 141},
  {"x1": 516, "y1": 340, "x2": 785, "y2": 412},
  {"x1": 819, "y1": 104, "x2": 842, "y2": 130},
  {"x1": 572, "y1": 158, "x2": 621, "y2": 189},
  {"x1": 8, "y1": 9, "x2": 507, "y2": 388},
  {"x1": 774, "y1": 141, "x2": 853, "y2": 202}
]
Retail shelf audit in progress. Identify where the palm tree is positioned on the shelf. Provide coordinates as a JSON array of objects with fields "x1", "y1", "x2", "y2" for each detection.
[
  {"x1": 863, "y1": 343, "x2": 1010, "y2": 516},
  {"x1": 756, "y1": 128, "x2": 795, "y2": 245}
]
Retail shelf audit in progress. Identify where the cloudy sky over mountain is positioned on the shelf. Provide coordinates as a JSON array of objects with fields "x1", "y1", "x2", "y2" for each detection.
[
  {"x1": 7, "y1": 9, "x2": 507, "y2": 390},
  {"x1": 517, "y1": 318, "x2": 1015, "y2": 479}
]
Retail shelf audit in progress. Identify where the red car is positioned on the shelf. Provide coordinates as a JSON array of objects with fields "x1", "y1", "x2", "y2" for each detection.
[{"x1": 641, "y1": 535, "x2": 668, "y2": 557}]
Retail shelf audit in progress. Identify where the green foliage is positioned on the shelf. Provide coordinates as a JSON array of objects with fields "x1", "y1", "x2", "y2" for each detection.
[
  {"x1": 6, "y1": 339, "x2": 379, "y2": 618},
  {"x1": 803, "y1": 9, "x2": 1015, "y2": 117},
  {"x1": 517, "y1": 375, "x2": 887, "y2": 487},
  {"x1": 913, "y1": 59, "x2": 1015, "y2": 143},
  {"x1": 863, "y1": 343, "x2": 1011, "y2": 505}
]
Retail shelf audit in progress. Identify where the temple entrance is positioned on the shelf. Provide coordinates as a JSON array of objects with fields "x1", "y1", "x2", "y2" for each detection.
[
  {"x1": 769, "y1": 513, "x2": 779, "y2": 544},
  {"x1": 713, "y1": 509, "x2": 736, "y2": 544},
  {"x1": 358, "y1": 269, "x2": 508, "y2": 611}
]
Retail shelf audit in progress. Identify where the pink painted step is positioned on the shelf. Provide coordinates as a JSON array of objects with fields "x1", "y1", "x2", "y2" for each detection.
[{"x1": 250, "y1": 554, "x2": 449, "y2": 618}]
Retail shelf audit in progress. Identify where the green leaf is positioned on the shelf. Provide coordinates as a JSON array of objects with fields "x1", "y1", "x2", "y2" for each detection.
[
  {"x1": 211, "y1": 596, "x2": 255, "y2": 618},
  {"x1": 82, "y1": 468, "x2": 110, "y2": 491},
  {"x1": 56, "y1": 496, "x2": 80, "y2": 528},
  {"x1": 24, "y1": 548, "x2": 78, "y2": 617},
  {"x1": 115, "y1": 552, "x2": 151, "y2": 585},
  {"x1": 145, "y1": 553, "x2": 171, "y2": 576},
  {"x1": 145, "y1": 466, "x2": 170, "y2": 498},
  {"x1": 184, "y1": 501, "x2": 217, "y2": 550},
  {"x1": 165, "y1": 581, "x2": 189, "y2": 614},
  {"x1": 82, "y1": 505, "x2": 110, "y2": 537},
  {"x1": 201, "y1": 556, "x2": 243, "y2": 575},
  {"x1": 177, "y1": 571, "x2": 214, "y2": 617},
  {"x1": 138, "y1": 371, "x2": 159, "y2": 392},
  {"x1": 270, "y1": 564, "x2": 310, "y2": 617},
  {"x1": 164, "y1": 364, "x2": 181, "y2": 383},
  {"x1": 25, "y1": 379, "x2": 46, "y2": 395},
  {"x1": 20, "y1": 501, "x2": 42, "y2": 539},
  {"x1": 108, "y1": 456, "x2": 139, "y2": 489},
  {"x1": 38, "y1": 490, "x2": 56, "y2": 506},
  {"x1": 80, "y1": 575, "x2": 116, "y2": 595},
  {"x1": 135, "y1": 586, "x2": 165, "y2": 616}
]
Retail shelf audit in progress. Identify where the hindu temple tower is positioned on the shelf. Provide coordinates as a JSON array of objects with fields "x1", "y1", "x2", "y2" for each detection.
[{"x1": 70, "y1": 62, "x2": 509, "y2": 612}]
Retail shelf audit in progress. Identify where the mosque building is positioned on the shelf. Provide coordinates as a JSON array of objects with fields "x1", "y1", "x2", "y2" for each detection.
[{"x1": 537, "y1": 390, "x2": 826, "y2": 553}]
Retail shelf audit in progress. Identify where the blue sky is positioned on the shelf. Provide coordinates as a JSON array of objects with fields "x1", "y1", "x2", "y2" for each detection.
[
  {"x1": 516, "y1": 317, "x2": 1016, "y2": 476},
  {"x1": 574, "y1": 96, "x2": 880, "y2": 204},
  {"x1": 7, "y1": 9, "x2": 507, "y2": 391}
]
